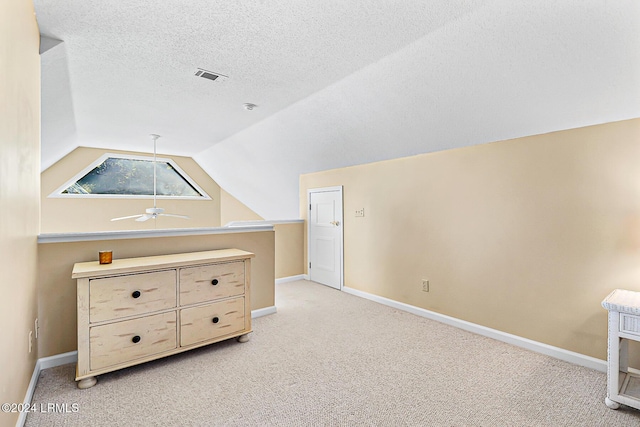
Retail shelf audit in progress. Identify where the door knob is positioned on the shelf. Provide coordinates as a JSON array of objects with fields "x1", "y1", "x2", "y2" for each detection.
[{"x1": 330, "y1": 221, "x2": 340, "y2": 226}]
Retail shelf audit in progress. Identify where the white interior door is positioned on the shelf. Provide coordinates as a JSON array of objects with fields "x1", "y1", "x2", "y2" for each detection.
[{"x1": 308, "y1": 187, "x2": 343, "y2": 290}]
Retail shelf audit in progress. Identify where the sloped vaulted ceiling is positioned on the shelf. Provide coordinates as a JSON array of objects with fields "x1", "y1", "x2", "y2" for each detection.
[{"x1": 36, "y1": 0, "x2": 640, "y2": 219}]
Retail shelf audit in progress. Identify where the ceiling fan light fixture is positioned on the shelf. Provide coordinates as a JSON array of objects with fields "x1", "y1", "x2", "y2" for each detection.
[{"x1": 146, "y1": 207, "x2": 164, "y2": 214}]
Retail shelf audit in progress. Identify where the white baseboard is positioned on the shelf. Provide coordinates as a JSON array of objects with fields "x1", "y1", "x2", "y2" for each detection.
[
  {"x1": 37, "y1": 351, "x2": 78, "y2": 370},
  {"x1": 303, "y1": 274, "x2": 310, "y2": 281},
  {"x1": 275, "y1": 275, "x2": 305, "y2": 284},
  {"x1": 17, "y1": 363, "x2": 41, "y2": 427},
  {"x1": 251, "y1": 306, "x2": 277, "y2": 318},
  {"x1": 18, "y1": 351, "x2": 78, "y2": 427},
  {"x1": 251, "y1": 305, "x2": 278, "y2": 319},
  {"x1": 342, "y1": 286, "x2": 607, "y2": 373}
]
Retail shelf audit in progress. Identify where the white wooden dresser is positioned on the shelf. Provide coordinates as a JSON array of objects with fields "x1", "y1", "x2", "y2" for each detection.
[
  {"x1": 72, "y1": 249, "x2": 254, "y2": 389},
  {"x1": 601, "y1": 289, "x2": 640, "y2": 411}
]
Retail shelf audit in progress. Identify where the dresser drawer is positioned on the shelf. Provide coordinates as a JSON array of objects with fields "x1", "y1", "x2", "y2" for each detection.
[
  {"x1": 179, "y1": 261, "x2": 244, "y2": 306},
  {"x1": 180, "y1": 297, "x2": 245, "y2": 347},
  {"x1": 90, "y1": 270, "x2": 177, "y2": 323},
  {"x1": 90, "y1": 311, "x2": 177, "y2": 371}
]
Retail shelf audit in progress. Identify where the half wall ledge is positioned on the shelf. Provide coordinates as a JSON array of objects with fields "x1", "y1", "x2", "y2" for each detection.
[
  {"x1": 38, "y1": 225, "x2": 275, "y2": 244},
  {"x1": 224, "y1": 219, "x2": 304, "y2": 227}
]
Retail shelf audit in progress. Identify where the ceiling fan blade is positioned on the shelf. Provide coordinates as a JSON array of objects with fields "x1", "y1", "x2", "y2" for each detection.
[
  {"x1": 135, "y1": 214, "x2": 153, "y2": 222},
  {"x1": 111, "y1": 214, "x2": 145, "y2": 221},
  {"x1": 159, "y1": 213, "x2": 190, "y2": 219}
]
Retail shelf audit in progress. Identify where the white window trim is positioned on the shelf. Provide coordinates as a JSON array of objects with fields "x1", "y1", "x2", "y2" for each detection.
[{"x1": 48, "y1": 153, "x2": 212, "y2": 200}]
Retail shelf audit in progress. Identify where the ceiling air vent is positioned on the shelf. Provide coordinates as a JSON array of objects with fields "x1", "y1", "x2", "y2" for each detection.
[{"x1": 194, "y1": 68, "x2": 227, "y2": 82}]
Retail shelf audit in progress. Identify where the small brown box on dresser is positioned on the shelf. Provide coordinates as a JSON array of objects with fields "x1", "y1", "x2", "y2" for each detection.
[{"x1": 72, "y1": 249, "x2": 254, "y2": 389}]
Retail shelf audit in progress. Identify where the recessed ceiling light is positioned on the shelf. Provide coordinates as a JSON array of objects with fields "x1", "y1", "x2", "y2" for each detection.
[{"x1": 243, "y1": 103, "x2": 257, "y2": 111}]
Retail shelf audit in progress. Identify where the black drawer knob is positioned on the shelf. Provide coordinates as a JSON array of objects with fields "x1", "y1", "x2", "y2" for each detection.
[
  {"x1": 212, "y1": 317, "x2": 219, "y2": 324},
  {"x1": 132, "y1": 290, "x2": 141, "y2": 298},
  {"x1": 211, "y1": 279, "x2": 219, "y2": 286},
  {"x1": 132, "y1": 335, "x2": 141, "y2": 343}
]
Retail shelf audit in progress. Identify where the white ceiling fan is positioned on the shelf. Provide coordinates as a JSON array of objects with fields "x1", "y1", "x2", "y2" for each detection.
[{"x1": 111, "y1": 134, "x2": 190, "y2": 222}]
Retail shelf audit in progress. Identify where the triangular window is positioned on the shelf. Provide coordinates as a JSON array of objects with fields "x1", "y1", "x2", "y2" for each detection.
[{"x1": 50, "y1": 154, "x2": 210, "y2": 199}]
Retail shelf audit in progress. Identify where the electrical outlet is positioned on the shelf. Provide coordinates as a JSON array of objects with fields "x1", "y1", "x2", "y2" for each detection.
[
  {"x1": 355, "y1": 208, "x2": 365, "y2": 217},
  {"x1": 29, "y1": 331, "x2": 33, "y2": 353},
  {"x1": 422, "y1": 279, "x2": 429, "y2": 292}
]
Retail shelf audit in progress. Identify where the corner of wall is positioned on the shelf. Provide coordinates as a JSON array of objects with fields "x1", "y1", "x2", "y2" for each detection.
[
  {"x1": 0, "y1": 0, "x2": 41, "y2": 425},
  {"x1": 220, "y1": 189, "x2": 263, "y2": 226}
]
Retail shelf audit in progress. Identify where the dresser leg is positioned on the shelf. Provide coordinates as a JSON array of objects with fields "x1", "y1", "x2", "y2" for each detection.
[
  {"x1": 77, "y1": 377, "x2": 97, "y2": 389},
  {"x1": 605, "y1": 397, "x2": 620, "y2": 409},
  {"x1": 237, "y1": 334, "x2": 250, "y2": 343}
]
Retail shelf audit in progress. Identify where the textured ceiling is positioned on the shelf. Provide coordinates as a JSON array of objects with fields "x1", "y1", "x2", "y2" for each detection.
[
  {"x1": 36, "y1": 0, "x2": 640, "y2": 218},
  {"x1": 36, "y1": 0, "x2": 485, "y2": 167}
]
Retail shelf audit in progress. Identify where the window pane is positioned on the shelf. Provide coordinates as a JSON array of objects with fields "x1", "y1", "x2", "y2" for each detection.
[{"x1": 62, "y1": 157, "x2": 203, "y2": 197}]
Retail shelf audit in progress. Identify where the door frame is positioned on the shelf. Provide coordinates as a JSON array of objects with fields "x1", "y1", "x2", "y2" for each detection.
[{"x1": 307, "y1": 186, "x2": 344, "y2": 290}]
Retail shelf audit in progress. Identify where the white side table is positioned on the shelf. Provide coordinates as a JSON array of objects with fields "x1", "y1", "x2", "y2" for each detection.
[{"x1": 602, "y1": 289, "x2": 640, "y2": 410}]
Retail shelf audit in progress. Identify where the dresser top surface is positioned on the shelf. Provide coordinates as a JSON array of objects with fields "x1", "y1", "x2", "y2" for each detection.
[
  {"x1": 72, "y1": 248, "x2": 254, "y2": 279},
  {"x1": 602, "y1": 289, "x2": 640, "y2": 315}
]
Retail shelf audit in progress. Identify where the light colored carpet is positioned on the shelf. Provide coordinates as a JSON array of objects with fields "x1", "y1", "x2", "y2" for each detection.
[{"x1": 26, "y1": 280, "x2": 640, "y2": 426}]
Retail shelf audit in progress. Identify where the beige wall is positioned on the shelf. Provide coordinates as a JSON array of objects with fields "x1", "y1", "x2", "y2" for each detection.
[
  {"x1": 0, "y1": 1, "x2": 40, "y2": 426},
  {"x1": 37, "y1": 231, "x2": 275, "y2": 358},
  {"x1": 300, "y1": 118, "x2": 640, "y2": 361},
  {"x1": 220, "y1": 189, "x2": 263, "y2": 225},
  {"x1": 274, "y1": 223, "x2": 304, "y2": 279},
  {"x1": 220, "y1": 190, "x2": 305, "y2": 279},
  {"x1": 41, "y1": 147, "x2": 222, "y2": 233}
]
